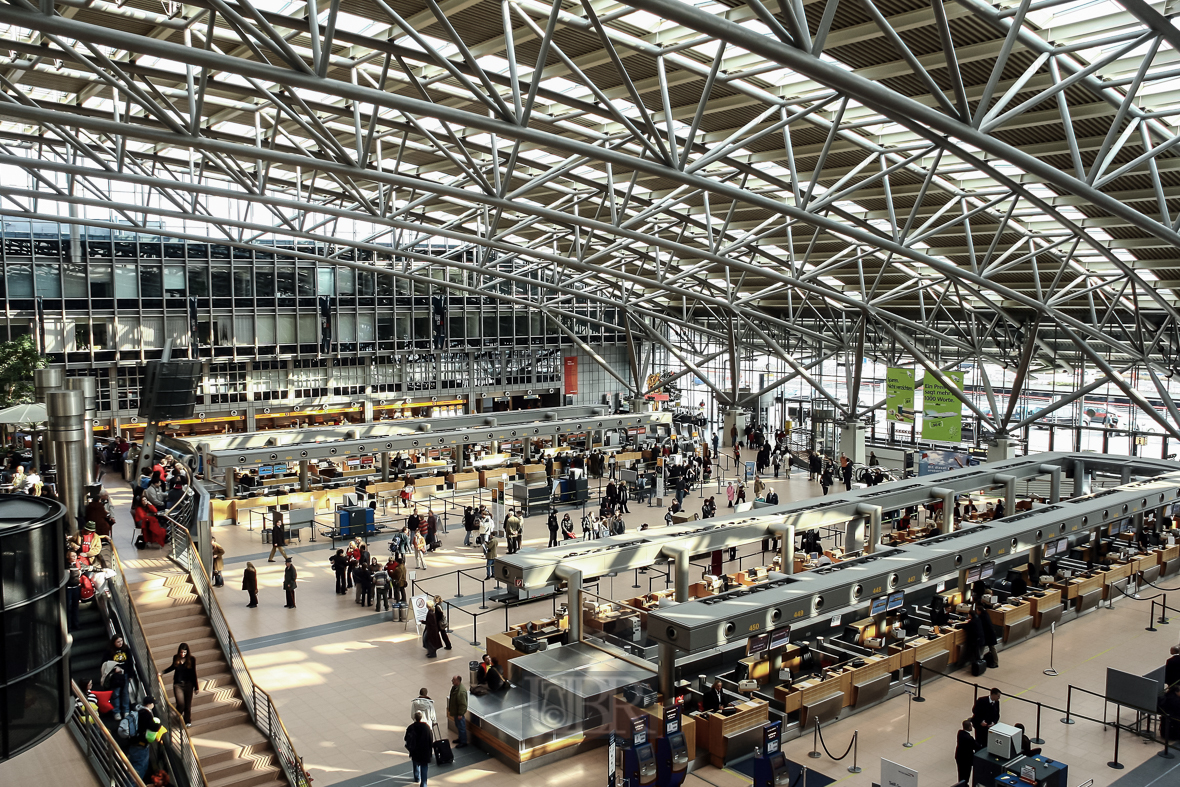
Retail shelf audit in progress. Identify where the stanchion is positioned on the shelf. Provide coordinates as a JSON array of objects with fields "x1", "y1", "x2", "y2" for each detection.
[
  {"x1": 1160, "y1": 715, "x2": 1174, "y2": 760},
  {"x1": 903, "y1": 684, "x2": 914, "y2": 748},
  {"x1": 1108, "y1": 707, "x2": 1124, "y2": 769},
  {"x1": 809, "y1": 720, "x2": 822, "y2": 759},
  {"x1": 913, "y1": 662, "x2": 925, "y2": 703},
  {"x1": 1044, "y1": 622, "x2": 1060, "y2": 676},
  {"x1": 1031, "y1": 703, "x2": 1045, "y2": 745},
  {"x1": 632, "y1": 568, "x2": 641, "y2": 589},
  {"x1": 1149, "y1": 599, "x2": 1159, "y2": 632},
  {"x1": 848, "y1": 731, "x2": 861, "y2": 774},
  {"x1": 480, "y1": 580, "x2": 488, "y2": 610},
  {"x1": 1062, "y1": 686, "x2": 1075, "y2": 725},
  {"x1": 1159, "y1": 594, "x2": 1170, "y2": 626}
]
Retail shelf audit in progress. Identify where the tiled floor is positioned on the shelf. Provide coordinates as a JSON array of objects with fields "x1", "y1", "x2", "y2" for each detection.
[
  {"x1": 99, "y1": 452, "x2": 1180, "y2": 787},
  {"x1": 0, "y1": 727, "x2": 104, "y2": 786}
]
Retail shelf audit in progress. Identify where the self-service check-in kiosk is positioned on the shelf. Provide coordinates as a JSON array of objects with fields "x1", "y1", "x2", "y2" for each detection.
[
  {"x1": 753, "y1": 721, "x2": 791, "y2": 787},
  {"x1": 656, "y1": 706, "x2": 689, "y2": 787},
  {"x1": 623, "y1": 715, "x2": 658, "y2": 786}
]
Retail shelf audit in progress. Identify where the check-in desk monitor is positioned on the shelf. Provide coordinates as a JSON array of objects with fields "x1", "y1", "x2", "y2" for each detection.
[
  {"x1": 887, "y1": 591, "x2": 904, "y2": 611},
  {"x1": 988, "y1": 722, "x2": 1023, "y2": 760},
  {"x1": 754, "y1": 752, "x2": 791, "y2": 787},
  {"x1": 768, "y1": 627, "x2": 791, "y2": 650},
  {"x1": 667, "y1": 732, "x2": 688, "y2": 769},
  {"x1": 870, "y1": 596, "x2": 888, "y2": 616}
]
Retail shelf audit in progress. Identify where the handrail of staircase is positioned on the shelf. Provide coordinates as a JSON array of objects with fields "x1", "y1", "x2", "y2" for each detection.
[
  {"x1": 167, "y1": 521, "x2": 311, "y2": 787},
  {"x1": 105, "y1": 540, "x2": 212, "y2": 787},
  {"x1": 68, "y1": 679, "x2": 149, "y2": 787}
]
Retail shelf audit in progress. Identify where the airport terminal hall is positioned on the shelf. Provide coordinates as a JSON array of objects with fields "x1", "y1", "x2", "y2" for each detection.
[{"x1": 13, "y1": 3, "x2": 1180, "y2": 787}]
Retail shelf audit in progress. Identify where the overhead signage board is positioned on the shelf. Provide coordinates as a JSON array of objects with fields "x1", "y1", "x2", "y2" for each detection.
[
  {"x1": 886, "y1": 368, "x2": 915, "y2": 424},
  {"x1": 921, "y1": 370, "x2": 965, "y2": 442}
]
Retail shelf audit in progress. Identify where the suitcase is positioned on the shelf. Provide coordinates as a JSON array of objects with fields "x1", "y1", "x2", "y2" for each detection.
[
  {"x1": 971, "y1": 659, "x2": 987, "y2": 677},
  {"x1": 432, "y1": 724, "x2": 454, "y2": 765}
]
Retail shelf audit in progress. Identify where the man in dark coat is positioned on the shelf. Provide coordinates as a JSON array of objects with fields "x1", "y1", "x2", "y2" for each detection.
[
  {"x1": 282, "y1": 557, "x2": 297, "y2": 608},
  {"x1": 971, "y1": 688, "x2": 1002, "y2": 748},
  {"x1": 955, "y1": 719, "x2": 976, "y2": 783},
  {"x1": 404, "y1": 710, "x2": 434, "y2": 786},
  {"x1": 968, "y1": 606, "x2": 1000, "y2": 667},
  {"x1": 268, "y1": 511, "x2": 288, "y2": 562},
  {"x1": 547, "y1": 509, "x2": 560, "y2": 548},
  {"x1": 423, "y1": 600, "x2": 444, "y2": 658},
  {"x1": 1165, "y1": 645, "x2": 1180, "y2": 689},
  {"x1": 330, "y1": 549, "x2": 348, "y2": 595}
]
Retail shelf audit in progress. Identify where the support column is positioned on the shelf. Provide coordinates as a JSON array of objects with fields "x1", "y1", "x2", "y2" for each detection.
[
  {"x1": 839, "y1": 420, "x2": 866, "y2": 465},
  {"x1": 47, "y1": 389, "x2": 86, "y2": 532},
  {"x1": 65, "y1": 376, "x2": 97, "y2": 486},
  {"x1": 994, "y1": 474, "x2": 1017, "y2": 515},
  {"x1": 857, "y1": 503, "x2": 882, "y2": 554},
  {"x1": 380, "y1": 452, "x2": 390, "y2": 482},
  {"x1": 844, "y1": 516, "x2": 865, "y2": 553},
  {"x1": 1073, "y1": 459, "x2": 1089, "y2": 497},
  {"x1": 300, "y1": 459, "x2": 310, "y2": 492},
  {"x1": 555, "y1": 565, "x2": 582, "y2": 642},
  {"x1": 775, "y1": 524, "x2": 795, "y2": 574},
  {"x1": 659, "y1": 642, "x2": 677, "y2": 707},
  {"x1": 225, "y1": 467, "x2": 237, "y2": 500},
  {"x1": 34, "y1": 367, "x2": 64, "y2": 467},
  {"x1": 722, "y1": 408, "x2": 746, "y2": 447},
  {"x1": 931, "y1": 487, "x2": 956, "y2": 533},
  {"x1": 1039, "y1": 464, "x2": 1062, "y2": 503},
  {"x1": 987, "y1": 436, "x2": 1019, "y2": 462}
]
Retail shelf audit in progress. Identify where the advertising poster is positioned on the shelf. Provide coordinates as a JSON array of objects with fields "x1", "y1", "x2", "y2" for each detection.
[
  {"x1": 885, "y1": 368, "x2": 916, "y2": 423},
  {"x1": 564, "y1": 356, "x2": 579, "y2": 395},
  {"x1": 921, "y1": 370, "x2": 965, "y2": 442},
  {"x1": 917, "y1": 449, "x2": 970, "y2": 476}
]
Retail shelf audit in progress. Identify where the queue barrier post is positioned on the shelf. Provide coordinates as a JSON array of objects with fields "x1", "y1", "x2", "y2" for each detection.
[
  {"x1": 1062, "y1": 686, "x2": 1075, "y2": 725},
  {"x1": 848, "y1": 731, "x2": 861, "y2": 774},
  {"x1": 1031, "y1": 702, "x2": 1045, "y2": 745}
]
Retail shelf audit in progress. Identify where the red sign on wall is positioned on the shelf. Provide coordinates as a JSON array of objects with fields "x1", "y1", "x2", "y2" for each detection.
[{"x1": 564, "y1": 356, "x2": 579, "y2": 395}]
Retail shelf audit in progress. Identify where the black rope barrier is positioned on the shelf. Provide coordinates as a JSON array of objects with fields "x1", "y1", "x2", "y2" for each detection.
[{"x1": 815, "y1": 721, "x2": 857, "y2": 761}]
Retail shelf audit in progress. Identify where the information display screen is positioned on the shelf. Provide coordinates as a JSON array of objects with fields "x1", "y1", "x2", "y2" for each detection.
[
  {"x1": 1043, "y1": 540, "x2": 1058, "y2": 558},
  {"x1": 980, "y1": 562, "x2": 995, "y2": 580},
  {"x1": 769, "y1": 627, "x2": 791, "y2": 650},
  {"x1": 966, "y1": 566, "x2": 982, "y2": 583},
  {"x1": 747, "y1": 633, "x2": 770, "y2": 654},
  {"x1": 887, "y1": 590, "x2": 905, "y2": 611},
  {"x1": 258, "y1": 465, "x2": 273, "y2": 477},
  {"x1": 870, "y1": 596, "x2": 888, "y2": 615},
  {"x1": 1057, "y1": 538, "x2": 1069, "y2": 556},
  {"x1": 274, "y1": 463, "x2": 288, "y2": 474}
]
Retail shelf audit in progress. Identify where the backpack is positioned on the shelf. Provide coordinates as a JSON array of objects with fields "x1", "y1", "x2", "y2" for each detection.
[
  {"x1": 79, "y1": 573, "x2": 96, "y2": 602},
  {"x1": 118, "y1": 709, "x2": 139, "y2": 740}
]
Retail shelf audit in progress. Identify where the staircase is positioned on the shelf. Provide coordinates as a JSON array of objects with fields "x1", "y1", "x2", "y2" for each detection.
[{"x1": 130, "y1": 572, "x2": 285, "y2": 787}]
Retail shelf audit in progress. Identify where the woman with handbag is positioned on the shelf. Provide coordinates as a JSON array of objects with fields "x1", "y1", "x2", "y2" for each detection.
[{"x1": 242, "y1": 562, "x2": 258, "y2": 608}]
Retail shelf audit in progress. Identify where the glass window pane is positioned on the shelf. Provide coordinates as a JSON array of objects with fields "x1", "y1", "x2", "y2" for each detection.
[
  {"x1": 89, "y1": 265, "x2": 113, "y2": 298},
  {"x1": 63, "y1": 263, "x2": 88, "y2": 298},
  {"x1": 187, "y1": 266, "x2": 208, "y2": 297},
  {"x1": 139, "y1": 266, "x2": 162, "y2": 298},
  {"x1": 211, "y1": 267, "x2": 231, "y2": 297},
  {"x1": 337, "y1": 269, "x2": 355, "y2": 295},
  {"x1": 114, "y1": 264, "x2": 138, "y2": 297},
  {"x1": 297, "y1": 268, "x2": 315, "y2": 296},
  {"x1": 298, "y1": 314, "x2": 317, "y2": 342},
  {"x1": 317, "y1": 268, "x2": 335, "y2": 295},
  {"x1": 256, "y1": 269, "x2": 275, "y2": 298},
  {"x1": 35, "y1": 264, "x2": 61, "y2": 297},
  {"x1": 233, "y1": 268, "x2": 253, "y2": 297},
  {"x1": 164, "y1": 266, "x2": 185, "y2": 297},
  {"x1": 7, "y1": 264, "x2": 33, "y2": 298},
  {"x1": 276, "y1": 267, "x2": 295, "y2": 297}
]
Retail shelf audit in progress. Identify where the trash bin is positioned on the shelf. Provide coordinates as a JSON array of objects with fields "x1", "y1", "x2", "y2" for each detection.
[{"x1": 469, "y1": 660, "x2": 480, "y2": 686}]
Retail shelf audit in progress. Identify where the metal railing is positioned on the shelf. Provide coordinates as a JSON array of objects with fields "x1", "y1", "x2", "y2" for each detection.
[
  {"x1": 168, "y1": 521, "x2": 311, "y2": 787},
  {"x1": 67, "y1": 680, "x2": 148, "y2": 787},
  {"x1": 105, "y1": 541, "x2": 209, "y2": 787}
]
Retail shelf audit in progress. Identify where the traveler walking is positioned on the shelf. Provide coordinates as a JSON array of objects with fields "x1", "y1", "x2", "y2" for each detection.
[{"x1": 242, "y1": 562, "x2": 258, "y2": 608}]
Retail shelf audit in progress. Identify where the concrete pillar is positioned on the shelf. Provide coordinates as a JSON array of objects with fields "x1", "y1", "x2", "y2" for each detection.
[
  {"x1": 987, "y1": 436, "x2": 1019, "y2": 462},
  {"x1": 931, "y1": 487, "x2": 956, "y2": 533},
  {"x1": 776, "y1": 524, "x2": 795, "y2": 574},
  {"x1": 47, "y1": 389, "x2": 86, "y2": 531},
  {"x1": 225, "y1": 467, "x2": 237, "y2": 500},
  {"x1": 722, "y1": 408, "x2": 746, "y2": 447},
  {"x1": 34, "y1": 367, "x2": 64, "y2": 466},
  {"x1": 1040, "y1": 464, "x2": 1062, "y2": 503},
  {"x1": 839, "y1": 421, "x2": 866, "y2": 465},
  {"x1": 65, "y1": 376, "x2": 97, "y2": 486},
  {"x1": 1121, "y1": 465, "x2": 1132, "y2": 485},
  {"x1": 380, "y1": 452, "x2": 391, "y2": 482},
  {"x1": 994, "y1": 474, "x2": 1017, "y2": 516},
  {"x1": 659, "y1": 642, "x2": 677, "y2": 707},
  {"x1": 663, "y1": 546, "x2": 693, "y2": 603},
  {"x1": 555, "y1": 565, "x2": 582, "y2": 643},
  {"x1": 845, "y1": 516, "x2": 865, "y2": 553},
  {"x1": 1073, "y1": 459, "x2": 1089, "y2": 497},
  {"x1": 300, "y1": 459, "x2": 310, "y2": 492},
  {"x1": 858, "y1": 503, "x2": 882, "y2": 553}
]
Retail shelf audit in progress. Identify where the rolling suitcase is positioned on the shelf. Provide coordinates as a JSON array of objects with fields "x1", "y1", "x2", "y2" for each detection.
[
  {"x1": 432, "y1": 724, "x2": 454, "y2": 765},
  {"x1": 971, "y1": 659, "x2": 987, "y2": 677}
]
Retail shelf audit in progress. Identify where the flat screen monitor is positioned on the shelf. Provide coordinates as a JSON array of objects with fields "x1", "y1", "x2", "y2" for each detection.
[
  {"x1": 887, "y1": 591, "x2": 905, "y2": 611},
  {"x1": 258, "y1": 466, "x2": 273, "y2": 477},
  {"x1": 346, "y1": 458, "x2": 361, "y2": 467},
  {"x1": 273, "y1": 463, "x2": 288, "y2": 474},
  {"x1": 769, "y1": 627, "x2": 791, "y2": 650},
  {"x1": 1057, "y1": 538, "x2": 1069, "y2": 556},
  {"x1": 1042, "y1": 540, "x2": 1057, "y2": 558},
  {"x1": 870, "y1": 596, "x2": 888, "y2": 616},
  {"x1": 769, "y1": 753, "x2": 786, "y2": 771},
  {"x1": 809, "y1": 552, "x2": 820, "y2": 560},
  {"x1": 747, "y1": 633, "x2": 770, "y2": 655},
  {"x1": 361, "y1": 456, "x2": 374, "y2": 465},
  {"x1": 980, "y1": 562, "x2": 995, "y2": 581},
  {"x1": 966, "y1": 566, "x2": 982, "y2": 583},
  {"x1": 667, "y1": 732, "x2": 685, "y2": 752}
]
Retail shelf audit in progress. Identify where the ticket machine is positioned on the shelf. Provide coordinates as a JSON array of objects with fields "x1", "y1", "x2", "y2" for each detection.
[
  {"x1": 752, "y1": 752, "x2": 792, "y2": 787},
  {"x1": 655, "y1": 730, "x2": 689, "y2": 787},
  {"x1": 622, "y1": 739, "x2": 658, "y2": 786}
]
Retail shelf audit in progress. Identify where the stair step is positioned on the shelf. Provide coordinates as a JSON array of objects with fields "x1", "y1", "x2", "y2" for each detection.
[
  {"x1": 142, "y1": 619, "x2": 213, "y2": 639},
  {"x1": 208, "y1": 765, "x2": 285, "y2": 787},
  {"x1": 191, "y1": 724, "x2": 269, "y2": 764},
  {"x1": 135, "y1": 595, "x2": 201, "y2": 613},
  {"x1": 133, "y1": 588, "x2": 200, "y2": 605},
  {"x1": 186, "y1": 708, "x2": 251, "y2": 736},
  {"x1": 138, "y1": 601, "x2": 203, "y2": 620},
  {"x1": 209, "y1": 772, "x2": 284, "y2": 787},
  {"x1": 189, "y1": 697, "x2": 245, "y2": 721},
  {"x1": 198, "y1": 672, "x2": 237, "y2": 692},
  {"x1": 204, "y1": 753, "x2": 277, "y2": 781},
  {"x1": 129, "y1": 575, "x2": 192, "y2": 592},
  {"x1": 153, "y1": 648, "x2": 224, "y2": 671},
  {"x1": 150, "y1": 634, "x2": 218, "y2": 655}
]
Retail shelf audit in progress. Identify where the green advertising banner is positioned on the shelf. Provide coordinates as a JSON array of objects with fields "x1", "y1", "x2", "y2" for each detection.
[
  {"x1": 885, "y1": 368, "x2": 916, "y2": 424},
  {"x1": 921, "y1": 370, "x2": 965, "y2": 442}
]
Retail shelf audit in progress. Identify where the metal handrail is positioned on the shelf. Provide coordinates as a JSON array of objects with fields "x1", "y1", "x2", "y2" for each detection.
[
  {"x1": 106, "y1": 540, "x2": 211, "y2": 787},
  {"x1": 67, "y1": 680, "x2": 149, "y2": 787},
  {"x1": 168, "y1": 521, "x2": 311, "y2": 787}
]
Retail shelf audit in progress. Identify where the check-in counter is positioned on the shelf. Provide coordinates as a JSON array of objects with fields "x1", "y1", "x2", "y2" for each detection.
[
  {"x1": 1029, "y1": 588, "x2": 1062, "y2": 628},
  {"x1": 987, "y1": 600, "x2": 1034, "y2": 643},
  {"x1": 694, "y1": 699, "x2": 769, "y2": 766},
  {"x1": 1056, "y1": 573, "x2": 1102, "y2": 600},
  {"x1": 486, "y1": 616, "x2": 568, "y2": 678},
  {"x1": 1101, "y1": 563, "x2": 1134, "y2": 599},
  {"x1": 842, "y1": 653, "x2": 901, "y2": 709}
]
